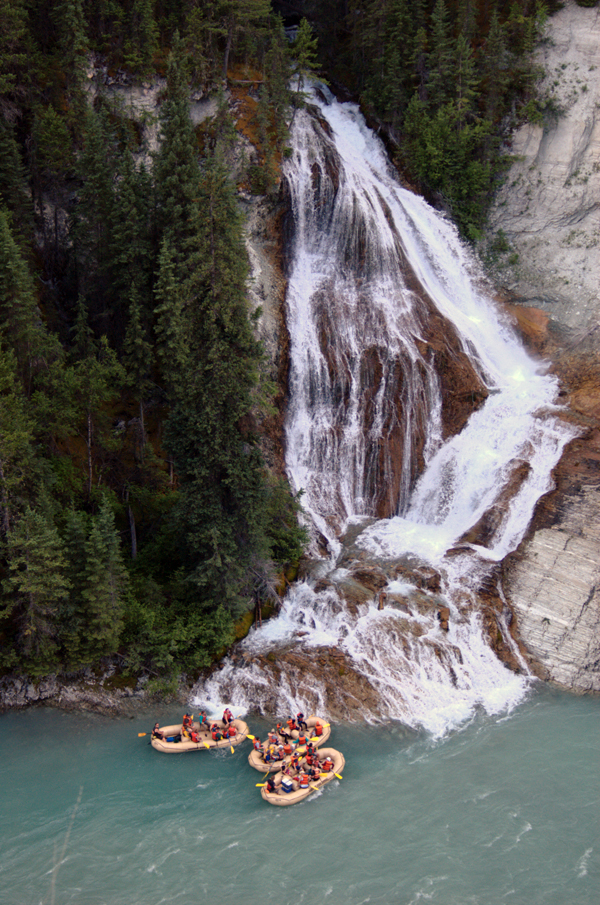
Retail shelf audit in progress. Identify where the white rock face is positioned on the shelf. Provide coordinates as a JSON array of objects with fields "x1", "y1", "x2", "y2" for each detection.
[{"x1": 487, "y1": 1, "x2": 600, "y2": 334}]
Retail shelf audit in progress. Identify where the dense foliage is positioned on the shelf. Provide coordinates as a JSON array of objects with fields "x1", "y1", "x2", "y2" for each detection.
[{"x1": 0, "y1": 1, "x2": 309, "y2": 683}]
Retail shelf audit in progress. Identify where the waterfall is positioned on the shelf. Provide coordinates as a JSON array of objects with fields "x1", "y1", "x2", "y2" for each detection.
[{"x1": 192, "y1": 88, "x2": 578, "y2": 736}]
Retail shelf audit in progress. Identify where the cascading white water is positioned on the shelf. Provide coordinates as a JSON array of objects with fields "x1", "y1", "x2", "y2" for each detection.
[{"x1": 193, "y1": 88, "x2": 578, "y2": 736}]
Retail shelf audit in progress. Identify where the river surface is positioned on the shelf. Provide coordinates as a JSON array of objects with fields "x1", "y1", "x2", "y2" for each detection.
[{"x1": 1, "y1": 687, "x2": 598, "y2": 905}]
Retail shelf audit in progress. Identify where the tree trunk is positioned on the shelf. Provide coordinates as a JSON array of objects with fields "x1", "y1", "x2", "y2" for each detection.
[
  {"x1": 128, "y1": 503, "x2": 137, "y2": 560},
  {"x1": 0, "y1": 456, "x2": 10, "y2": 536}
]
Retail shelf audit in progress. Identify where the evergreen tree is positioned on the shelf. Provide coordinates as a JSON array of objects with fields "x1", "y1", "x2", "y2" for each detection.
[
  {"x1": 164, "y1": 150, "x2": 268, "y2": 614},
  {"x1": 70, "y1": 298, "x2": 126, "y2": 499},
  {"x1": 427, "y1": 0, "x2": 454, "y2": 108},
  {"x1": 0, "y1": 121, "x2": 32, "y2": 244},
  {"x1": 79, "y1": 499, "x2": 128, "y2": 661},
  {"x1": 2, "y1": 506, "x2": 70, "y2": 672},
  {"x1": 71, "y1": 106, "x2": 119, "y2": 325},
  {"x1": 0, "y1": 346, "x2": 35, "y2": 537},
  {"x1": 153, "y1": 37, "x2": 201, "y2": 270},
  {"x1": 0, "y1": 208, "x2": 61, "y2": 391},
  {"x1": 0, "y1": 0, "x2": 27, "y2": 97}
]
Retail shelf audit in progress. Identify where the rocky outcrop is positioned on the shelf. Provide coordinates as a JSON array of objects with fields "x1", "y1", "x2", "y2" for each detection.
[{"x1": 0, "y1": 670, "x2": 188, "y2": 715}]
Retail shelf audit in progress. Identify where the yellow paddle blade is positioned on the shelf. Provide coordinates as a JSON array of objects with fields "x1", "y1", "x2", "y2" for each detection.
[
  {"x1": 138, "y1": 733, "x2": 147, "y2": 737},
  {"x1": 230, "y1": 746, "x2": 235, "y2": 754},
  {"x1": 256, "y1": 783, "x2": 266, "y2": 787},
  {"x1": 335, "y1": 773, "x2": 343, "y2": 780},
  {"x1": 309, "y1": 736, "x2": 319, "y2": 742},
  {"x1": 247, "y1": 734, "x2": 255, "y2": 740},
  {"x1": 204, "y1": 742, "x2": 210, "y2": 749}
]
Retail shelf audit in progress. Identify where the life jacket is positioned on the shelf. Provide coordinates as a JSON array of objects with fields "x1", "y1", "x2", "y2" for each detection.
[
  {"x1": 253, "y1": 739, "x2": 261, "y2": 750},
  {"x1": 283, "y1": 743, "x2": 292, "y2": 754},
  {"x1": 266, "y1": 779, "x2": 276, "y2": 793},
  {"x1": 227, "y1": 726, "x2": 236, "y2": 737},
  {"x1": 223, "y1": 709, "x2": 233, "y2": 722},
  {"x1": 182, "y1": 715, "x2": 192, "y2": 728},
  {"x1": 287, "y1": 719, "x2": 296, "y2": 731},
  {"x1": 298, "y1": 733, "x2": 307, "y2": 746},
  {"x1": 315, "y1": 722, "x2": 323, "y2": 736},
  {"x1": 298, "y1": 773, "x2": 309, "y2": 788},
  {"x1": 190, "y1": 730, "x2": 200, "y2": 743},
  {"x1": 322, "y1": 759, "x2": 333, "y2": 772},
  {"x1": 211, "y1": 727, "x2": 222, "y2": 741}
]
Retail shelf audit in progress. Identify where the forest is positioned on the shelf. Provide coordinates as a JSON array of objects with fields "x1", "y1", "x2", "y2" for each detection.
[{"x1": 0, "y1": 0, "x2": 566, "y2": 686}]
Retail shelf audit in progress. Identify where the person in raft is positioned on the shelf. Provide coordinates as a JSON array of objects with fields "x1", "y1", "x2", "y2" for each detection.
[
  {"x1": 222, "y1": 708, "x2": 234, "y2": 727},
  {"x1": 265, "y1": 777, "x2": 277, "y2": 794},
  {"x1": 296, "y1": 712, "x2": 308, "y2": 731},
  {"x1": 151, "y1": 723, "x2": 165, "y2": 740},
  {"x1": 181, "y1": 713, "x2": 193, "y2": 740}
]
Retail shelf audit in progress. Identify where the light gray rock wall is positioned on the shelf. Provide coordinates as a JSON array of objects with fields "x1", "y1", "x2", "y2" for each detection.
[
  {"x1": 486, "y1": 1, "x2": 600, "y2": 337},
  {"x1": 491, "y1": 3, "x2": 600, "y2": 693},
  {"x1": 506, "y1": 493, "x2": 600, "y2": 692}
]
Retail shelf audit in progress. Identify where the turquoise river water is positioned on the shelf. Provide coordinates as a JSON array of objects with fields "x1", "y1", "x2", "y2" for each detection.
[{"x1": 0, "y1": 685, "x2": 598, "y2": 905}]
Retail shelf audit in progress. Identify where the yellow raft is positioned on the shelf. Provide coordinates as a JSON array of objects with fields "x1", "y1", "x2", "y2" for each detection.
[
  {"x1": 247, "y1": 715, "x2": 331, "y2": 772},
  {"x1": 151, "y1": 718, "x2": 248, "y2": 753},
  {"x1": 260, "y1": 747, "x2": 345, "y2": 806}
]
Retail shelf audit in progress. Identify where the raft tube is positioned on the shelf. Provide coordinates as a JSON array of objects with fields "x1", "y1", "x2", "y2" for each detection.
[
  {"x1": 248, "y1": 715, "x2": 331, "y2": 772},
  {"x1": 151, "y1": 718, "x2": 248, "y2": 753},
  {"x1": 260, "y1": 747, "x2": 345, "y2": 806}
]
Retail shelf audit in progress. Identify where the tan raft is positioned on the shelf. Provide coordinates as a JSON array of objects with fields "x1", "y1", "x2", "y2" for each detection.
[
  {"x1": 260, "y1": 747, "x2": 345, "y2": 806},
  {"x1": 247, "y1": 716, "x2": 331, "y2": 773},
  {"x1": 151, "y1": 718, "x2": 248, "y2": 753}
]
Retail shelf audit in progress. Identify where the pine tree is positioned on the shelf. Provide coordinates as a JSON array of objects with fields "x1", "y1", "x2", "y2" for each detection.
[
  {"x1": 0, "y1": 0, "x2": 27, "y2": 97},
  {"x1": 71, "y1": 107, "x2": 118, "y2": 324},
  {"x1": 0, "y1": 208, "x2": 61, "y2": 391},
  {"x1": 426, "y1": 0, "x2": 454, "y2": 109},
  {"x1": 0, "y1": 346, "x2": 35, "y2": 537},
  {"x1": 70, "y1": 298, "x2": 126, "y2": 499},
  {"x1": 163, "y1": 149, "x2": 269, "y2": 614},
  {"x1": 59, "y1": 507, "x2": 89, "y2": 663},
  {"x1": 0, "y1": 121, "x2": 32, "y2": 244},
  {"x1": 2, "y1": 506, "x2": 70, "y2": 672},
  {"x1": 153, "y1": 36, "x2": 200, "y2": 270},
  {"x1": 79, "y1": 499, "x2": 128, "y2": 661}
]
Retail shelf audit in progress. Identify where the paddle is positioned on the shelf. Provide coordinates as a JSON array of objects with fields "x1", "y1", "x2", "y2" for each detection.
[
  {"x1": 247, "y1": 734, "x2": 256, "y2": 740},
  {"x1": 138, "y1": 733, "x2": 147, "y2": 737}
]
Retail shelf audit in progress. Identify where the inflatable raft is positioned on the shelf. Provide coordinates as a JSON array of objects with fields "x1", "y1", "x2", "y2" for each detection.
[
  {"x1": 151, "y1": 718, "x2": 248, "y2": 753},
  {"x1": 260, "y1": 747, "x2": 345, "y2": 806},
  {"x1": 247, "y1": 716, "x2": 331, "y2": 772}
]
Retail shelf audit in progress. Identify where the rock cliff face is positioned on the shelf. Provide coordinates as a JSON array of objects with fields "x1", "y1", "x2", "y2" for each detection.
[
  {"x1": 486, "y1": 1, "x2": 600, "y2": 339},
  {"x1": 488, "y1": 2, "x2": 600, "y2": 693}
]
